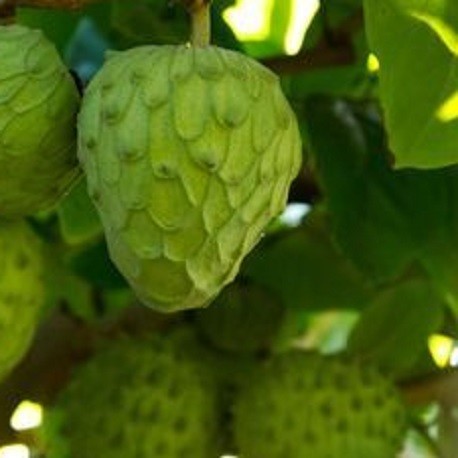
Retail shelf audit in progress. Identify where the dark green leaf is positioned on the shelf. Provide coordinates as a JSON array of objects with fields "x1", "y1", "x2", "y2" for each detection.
[
  {"x1": 243, "y1": 209, "x2": 374, "y2": 311},
  {"x1": 68, "y1": 240, "x2": 127, "y2": 290},
  {"x1": 304, "y1": 97, "x2": 458, "y2": 314}
]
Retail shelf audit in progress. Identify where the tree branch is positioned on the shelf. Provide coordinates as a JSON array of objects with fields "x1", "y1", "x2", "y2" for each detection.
[
  {"x1": 262, "y1": 10, "x2": 363, "y2": 75},
  {"x1": 0, "y1": 305, "x2": 175, "y2": 445},
  {"x1": 400, "y1": 369, "x2": 458, "y2": 406},
  {"x1": 263, "y1": 40, "x2": 355, "y2": 75},
  {"x1": 0, "y1": 0, "x2": 100, "y2": 10}
]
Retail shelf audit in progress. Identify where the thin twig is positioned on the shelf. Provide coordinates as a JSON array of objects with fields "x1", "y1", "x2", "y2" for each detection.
[
  {"x1": 400, "y1": 370, "x2": 458, "y2": 406},
  {"x1": 1, "y1": 0, "x2": 100, "y2": 11}
]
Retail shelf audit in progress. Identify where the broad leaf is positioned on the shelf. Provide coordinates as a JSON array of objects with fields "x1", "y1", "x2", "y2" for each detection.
[
  {"x1": 111, "y1": 0, "x2": 189, "y2": 47},
  {"x1": 43, "y1": 250, "x2": 95, "y2": 320},
  {"x1": 111, "y1": 0, "x2": 240, "y2": 50},
  {"x1": 243, "y1": 209, "x2": 374, "y2": 311},
  {"x1": 304, "y1": 97, "x2": 458, "y2": 313},
  {"x1": 17, "y1": 3, "x2": 111, "y2": 55},
  {"x1": 348, "y1": 279, "x2": 445, "y2": 377},
  {"x1": 57, "y1": 178, "x2": 102, "y2": 245},
  {"x1": 364, "y1": 0, "x2": 458, "y2": 168},
  {"x1": 68, "y1": 240, "x2": 127, "y2": 290}
]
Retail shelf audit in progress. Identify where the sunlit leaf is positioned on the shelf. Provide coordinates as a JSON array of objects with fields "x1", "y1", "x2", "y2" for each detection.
[
  {"x1": 348, "y1": 279, "x2": 445, "y2": 377},
  {"x1": 364, "y1": 0, "x2": 458, "y2": 168}
]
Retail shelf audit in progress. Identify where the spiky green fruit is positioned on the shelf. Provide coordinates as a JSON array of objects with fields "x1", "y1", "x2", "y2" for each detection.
[
  {"x1": 44, "y1": 331, "x2": 224, "y2": 458},
  {"x1": 78, "y1": 45, "x2": 302, "y2": 312},
  {"x1": 234, "y1": 352, "x2": 407, "y2": 458},
  {"x1": 0, "y1": 221, "x2": 44, "y2": 382},
  {"x1": 0, "y1": 25, "x2": 80, "y2": 217},
  {"x1": 196, "y1": 281, "x2": 285, "y2": 353}
]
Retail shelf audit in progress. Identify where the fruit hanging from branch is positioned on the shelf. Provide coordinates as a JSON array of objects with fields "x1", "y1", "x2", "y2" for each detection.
[
  {"x1": 77, "y1": 0, "x2": 302, "y2": 312},
  {"x1": 234, "y1": 350, "x2": 407, "y2": 458},
  {"x1": 42, "y1": 330, "x2": 224, "y2": 458},
  {"x1": 234, "y1": 351, "x2": 408, "y2": 458},
  {"x1": 0, "y1": 24, "x2": 81, "y2": 218}
]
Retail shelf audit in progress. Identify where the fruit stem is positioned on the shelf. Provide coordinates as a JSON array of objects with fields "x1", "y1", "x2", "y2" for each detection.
[{"x1": 189, "y1": 0, "x2": 211, "y2": 47}]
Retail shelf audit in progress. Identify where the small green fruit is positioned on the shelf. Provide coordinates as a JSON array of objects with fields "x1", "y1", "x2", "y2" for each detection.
[
  {"x1": 234, "y1": 351, "x2": 407, "y2": 458},
  {"x1": 78, "y1": 45, "x2": 302, "y2": 312},
  {"x1": 44, "y1": 330, "x2": 224, "y2": 458},
  {"x1": 0, "y1": 25, "x2": 80, "y2": 217},
  {"x1": 196, "y1": 281, "x2": 285, "y2": 353},
  {"x1": 0, "y1": 221, "x2": 44, "y2": 382}
]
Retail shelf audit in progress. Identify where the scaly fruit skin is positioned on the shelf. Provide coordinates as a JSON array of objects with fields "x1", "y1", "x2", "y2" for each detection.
[
  {"x1": 0, "y1": 25, "x2": 80, "y2": 217},
  {"x1": 44, "y1": 330, "x2": 224, "y2": 458},
  {"x1": 234, "y1": 352, "x2": 407, "y2": 458},
  {"x1": 196, "y1": 281, "x2": 285, "y2": 353},
  {"x1": 78, "y1": 45, "x2": 302, "y2": 312},
  {"x1": 0, "y1": 221, "x2": 44, "y2": 382}
]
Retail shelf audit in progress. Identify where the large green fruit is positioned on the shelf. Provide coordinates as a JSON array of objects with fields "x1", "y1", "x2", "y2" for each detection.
[
  {"x1": 234, "y1": 351, "x2": 407, "y2": 458},
  {"x1": 78, "y1": 45, "x2": 302, "y2": 312},
  {"x1": 0, "y1": 221, "x2": 44, "y2": 382},
  {"x1": 0, "y1": 25, "x2": 80, "y2": 217},
  {"x1": 43, "y1": 330, "x2": 224, "y2": 458},
  {"x1": 196, "y1": 281, "x2": 285, "y2": 353}
]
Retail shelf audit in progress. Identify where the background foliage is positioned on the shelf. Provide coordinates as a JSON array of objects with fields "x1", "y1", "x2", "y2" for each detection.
[{"x1": 1, "y1": 0, "x2": 458, "y2": 457}]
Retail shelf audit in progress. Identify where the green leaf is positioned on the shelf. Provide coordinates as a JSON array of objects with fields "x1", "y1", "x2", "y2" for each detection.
[
  {"x1": 68, "y1": 240, "x2": 128, "y2": 290},
  {"x1": 243, "y1": 209, "x2": 374, "y2": 311},
  {"x1": 57, "y1": 178, "x2": 102, "y2": 245},
  {"x1": 43, "y1": 251, "x2": 95, "y2": 321},
  {"x1": 304, "y1": 98, "x2": 415, "y2": 282},
  {"x1": 111, "y1": 0, "x2": 189, "y2": 46},
  {"x1": 17, "y1": 3, "x2": 111, "y2": 55},
  {"x1": 287, "y1": 66, "x2": 369, "y2": 100},
  {"x1": 348, "y1": 279, "x2": 445, "y2": 377},
  {"x1": 111, "y1": 0, "x2": 241, "y2": 51},
  {"x1": 364, "y1": 0, "x2": 458, "y2": 168},
  {"x1": 304, "y1": 97, "x2": 458, "y2": 314}
]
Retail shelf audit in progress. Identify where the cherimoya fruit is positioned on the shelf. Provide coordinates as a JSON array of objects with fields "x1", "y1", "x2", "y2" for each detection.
[
  {"x1": 0, "y1": 25, "x2": 81, "y2": 217},
  {"x1": 234, "y1": 351, "x2": 407, "y2": 458},
  {"x1": 78, "y1": 45, "x2": 302, "y2": 312},
  {"x1": 43, "y1": 330, "x2": 223, "y2": 458},
  {"x1": 0, "y1": 221, "x2": 44, "y2": 382}
]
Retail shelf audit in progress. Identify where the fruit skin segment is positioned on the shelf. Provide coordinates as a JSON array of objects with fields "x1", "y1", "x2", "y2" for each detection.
[
  {"x1": 234, "y1": 351, "x2": 407, "y2": 458},
  {"x1": 78, "y1": 44, "x2": 302, "y2": 312},
  {"x1": 0, "y1": 25, "x2": 80, "y2": 218},
  {"x1": 43, "y1": 331, "x2": 224, "y2": 458},
  {"x1": 0, "y1": 221, "x2": 44, "y2": 382}
]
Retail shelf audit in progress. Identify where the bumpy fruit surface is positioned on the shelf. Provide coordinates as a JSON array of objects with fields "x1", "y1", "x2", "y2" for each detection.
[
  {"x1": 44, "y1": 330, "x2": 224, "y2": 458},
  {"x1": 78, "y1": 45, "x2": 302, "y2": 312},
  {"x1": 234, "y1": 351, "x2": 407, "y2": 458},
  {"x1": 196, "y1": 281, "x2": 285, "y2": 353},
  {"x1": 0, "y1": 25, "x2": 80, "y2": 217},
  {"x1": 0, "y1": 221, "x2": 44, "y2": 382}
]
